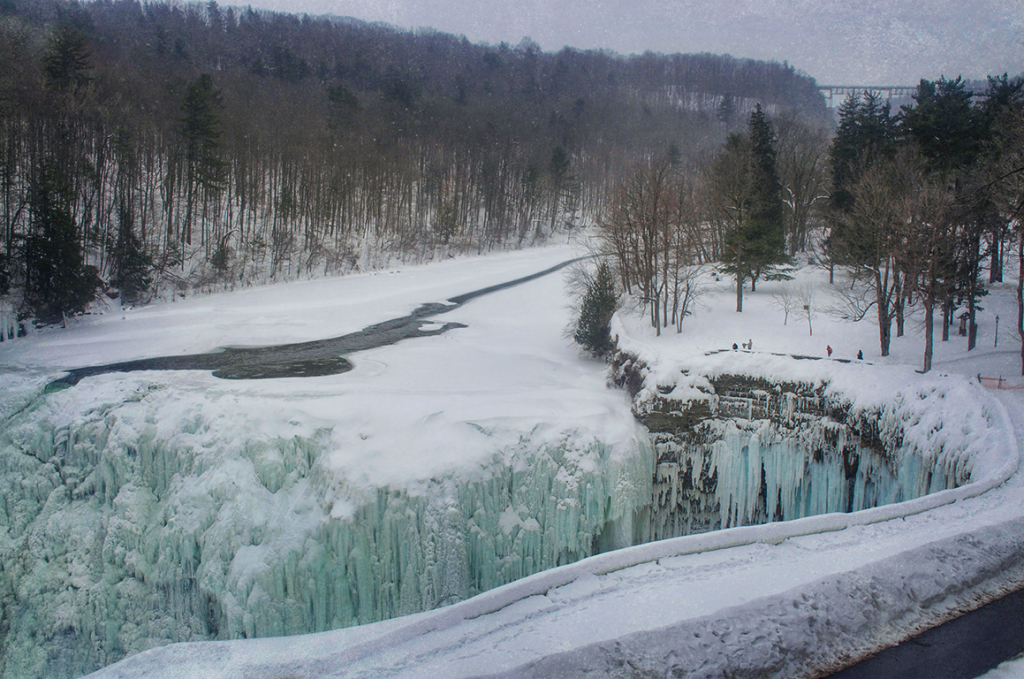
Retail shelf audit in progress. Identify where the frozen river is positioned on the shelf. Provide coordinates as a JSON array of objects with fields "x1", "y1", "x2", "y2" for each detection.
[{"x1": 51, "y1": 259, "x2": 579, "y2": 384}]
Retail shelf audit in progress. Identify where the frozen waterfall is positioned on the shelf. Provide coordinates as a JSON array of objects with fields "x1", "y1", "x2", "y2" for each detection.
[
  {"x1": 0, "y1": 377, "x2": 652, "y2": 679},
  {"x1": 0, "y1": 302, "x2": 16, "y2": 342},
  {"x1": 648, "y1": 418, "x2": 963, "y2": 540},
  {"x1": 0, "y1": 366, "x2": 982, "y2": 679}
]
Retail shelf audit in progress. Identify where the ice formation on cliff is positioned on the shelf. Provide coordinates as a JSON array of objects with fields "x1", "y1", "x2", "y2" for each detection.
[
  {"x1": 0, "y1": 357, "x2": 991, "y2": 679},
  {"x1": 0, "y1": 376, "x2": 651, "y2": 679}
]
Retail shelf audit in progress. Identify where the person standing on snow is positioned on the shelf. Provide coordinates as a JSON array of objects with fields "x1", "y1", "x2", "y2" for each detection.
[{"x1": 826, "y1": 345, "x2": 832, "y2": 358}]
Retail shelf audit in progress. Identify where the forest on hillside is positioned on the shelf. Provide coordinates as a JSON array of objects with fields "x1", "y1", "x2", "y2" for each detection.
[{"x1": 0, "y1": 0, "x2": 830, "y2": 326}]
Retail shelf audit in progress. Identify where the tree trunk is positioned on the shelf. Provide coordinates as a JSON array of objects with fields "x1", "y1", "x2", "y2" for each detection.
[
  {"x1": 990, "y1": 233, "x2": 1002, "y2": 283},
  {"x1": 894, "y1": 274, "x2": 905, "y2": 337},
  {"x1": 942, "y1": 298, "x2": 951, "y2": 342},
  {"x1": 968, "y1": 231, "x2": 981, "y2": 351},
  {"x1": 923, "y1": 298, "x2": 934, "y2": 373},
  {"x1": 875, "y1": 269, "x2": 891, "y2": 357},
  {"x1": 895, "y1": 295, "x2": 904, "y2": 337},
  {"x1": 968, "y1": 292, "x2": 978, "y2": 351},
  {"x1": 735, "y1": 273, "x2": 743, "y2": 312},
  {"x1": 1018, "y1": 237, "x2": 1023, "y2": 375}
]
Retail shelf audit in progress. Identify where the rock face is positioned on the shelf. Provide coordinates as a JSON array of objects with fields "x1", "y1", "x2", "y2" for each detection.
[{"x1": 614, "y1": 357, "x2": 964, "y2": 541}]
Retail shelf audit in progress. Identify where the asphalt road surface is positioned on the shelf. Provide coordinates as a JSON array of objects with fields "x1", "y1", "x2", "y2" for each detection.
[{"x1": 828, "y1": 587, "x2": 1024, "y2": 679}]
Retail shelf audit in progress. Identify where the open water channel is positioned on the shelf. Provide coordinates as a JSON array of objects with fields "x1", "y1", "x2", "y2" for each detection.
[{"x1": 50, "y1": 258, "x2": 579, "y2": 385}]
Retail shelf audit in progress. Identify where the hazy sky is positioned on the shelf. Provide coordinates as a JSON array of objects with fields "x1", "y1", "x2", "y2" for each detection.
[{"x1": 236, "y1": 0, "x2": 1022, "y2": 85}]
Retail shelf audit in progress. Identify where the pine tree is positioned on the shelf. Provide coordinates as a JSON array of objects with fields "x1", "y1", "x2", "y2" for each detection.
[
  {"x1": 24, "y1": 165, "x2": 99, "y2": 323},
  {"x1": 826, "y1": 92, "x2": 897, "y2": 271},
  {"x1": 717, "y1": 94, "x2": 737, "y2": 126},
  {"x1": 722, "y1": 104, "x2": 790, "y2": 311},
  {"x1": 902, "y1": 77, "x2": 989, "y2": 350},
  {"x1": 177, "y1": 73, "x2": 227, "y2": 247},
  {"x1": 901, "y1": 77, "x2": 983, "y2": 175},
  {"x1": 110, "y1": 203, "x2": 152, "y2": 305},
  {"x1": 42, "y1": 25, "x2": 92, "y2": 94},
  {"x1": 746, "y1": 103, "x2": 785, "y2": 244},
  {"x1": 574, "y1": 260, "x2": 618, "y2": 356},
  {"x1": 829, "y1": 93, "x2": 863, "y2": 215}
]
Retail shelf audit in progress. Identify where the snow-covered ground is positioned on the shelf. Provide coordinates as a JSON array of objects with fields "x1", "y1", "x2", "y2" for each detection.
[
  {"x1": 2, "y1": 242, "x2": 1023, "y2": 678},
  {"x1": 983, "y1": 654, "x2": 1024, "y2": 679}
]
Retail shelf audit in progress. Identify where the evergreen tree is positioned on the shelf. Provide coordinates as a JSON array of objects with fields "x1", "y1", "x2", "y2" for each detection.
[
  {"x1": 717, "y1": 94, "x2": 737, "y2": 126},
  {"x1": 110, "y1": 203, "x2": 152, "y2": 305},
  {"x1": 722, "y1": 104, "x2": 789, "y2": 311},
  {"x1": 826, "y1": 92, "x2": 897, "y2": 272},
  {"x1": 902, "y1": 77, "x2": 989, "y2": 350},
  {"x1": 326, "y1": 82, "x2": 360, "y2": 132},
  {"x1": 40, "y1": 24, "x2": 94, "y2": 217},
  {"x1": 42, "y1": 24, "x2": 92, "y2": 94},
  {"x1": 901, "y1": 77, "x2": 984, "y2": 175},
  {"x1": 176, "y1": 73, "x2": 226, "y2": 246},
  {"x1": 24, "y1": 164, "x2": 99, "y2": 322},
  {"x1": 179, "y1": 73, "x2": 226, "y2": 189},
  {"x1": 829, "y1": 93, "x2": 863, "y2": 215},
  {"x1": 573, "y1": 260, "x2": 618, "y2": 356},
  {"x1": 832, "y1": 92, "x2": 897, "y2": 208}
]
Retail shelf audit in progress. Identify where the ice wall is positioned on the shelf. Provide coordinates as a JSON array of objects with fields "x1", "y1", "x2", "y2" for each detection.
[
  {"x1": 636, "y1": 370, "x2": 972, "y2": 541},
  {"x1": 0, "y1": 379, "x2": 652, "y2": 679},
  {"x1": 649, "y1": 419, "x2": 961, "y2": 539},
  {"x1": 0, "y1": 302, "x2": 16, "y2": 341}
]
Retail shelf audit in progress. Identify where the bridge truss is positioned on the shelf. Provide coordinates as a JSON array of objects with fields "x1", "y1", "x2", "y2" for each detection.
[{"x1": 818, "y1": 85, "x2": 917, "y2": 108}]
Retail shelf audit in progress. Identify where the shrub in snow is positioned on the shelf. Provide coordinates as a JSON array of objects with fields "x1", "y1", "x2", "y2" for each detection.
[{"x1": 573, "y1": 261, "x2": 618, "y2": 356}]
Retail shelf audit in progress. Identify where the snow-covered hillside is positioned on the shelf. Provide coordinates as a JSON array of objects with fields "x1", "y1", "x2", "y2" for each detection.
[{"x1": 1, "y1": 243, "x2": 1023, "y2": 678}]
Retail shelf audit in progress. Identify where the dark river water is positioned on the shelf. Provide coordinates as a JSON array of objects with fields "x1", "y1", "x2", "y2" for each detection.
[{"x1": 50, "y1": 258, "x2": 577, "y2": 386}]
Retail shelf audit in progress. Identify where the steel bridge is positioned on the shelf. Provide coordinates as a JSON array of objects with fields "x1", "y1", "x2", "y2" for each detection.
[{"x1": 818, "y1": 85, "x2": 917, "y2": 108}]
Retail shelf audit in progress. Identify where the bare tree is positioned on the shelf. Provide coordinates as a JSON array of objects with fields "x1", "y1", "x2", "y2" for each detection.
[
  {"x1": 796, "y1": 284, "x2": 815, "y2": 335},
  {"x1": 599, "y1": 159, "x2": 673, "y2": 333},
  {"x1": 987, "y1": 107, "x2": 1024, "y2": 373},
  {"x1": 771, "y1": 281, "x2": 798, "y2": 325},
  {"x1": 894, "y1": 157, "x2": 958, "y2": 373},
  {"x1": 834, "y1": 160, "x2": 907, "y2": 356},
  {"x1": 775, "y1": 113, "x2": 831, "y2": 255},
  {"x1": 599, "y1": 157, "x2": 709, "y2": 335}
]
